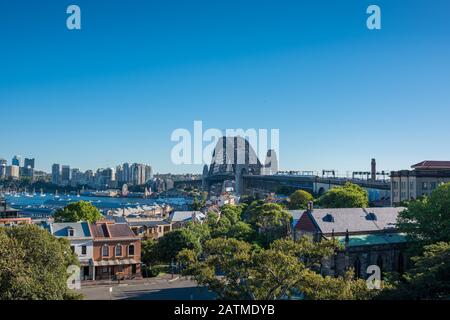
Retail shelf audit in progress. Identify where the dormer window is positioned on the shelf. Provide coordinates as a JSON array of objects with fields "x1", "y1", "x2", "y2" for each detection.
[
  {"x1": 322, "y1": 213, "x2": 334, "y2": 222},
  {"x1": 68, "y1": 227, "x2": 75, "y2": 237},
  {"x1": 366, "y1": 212, "x2": 377, "y2": 221}
]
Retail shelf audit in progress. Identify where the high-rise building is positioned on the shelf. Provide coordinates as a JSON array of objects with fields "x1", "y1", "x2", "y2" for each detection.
[
  {"x1": 71, "y1": 168, "x2": 81, "y2": 186},
  {"x1": 0, "y1": 159, "x2": 6, "y2": 180},
  {"x1": 12, "y1": 155, "x2": 21, "y2": 167},
  {"x1": 6, "y1": 165, "x2": 20, "y2": 179},
  {"x1": 61, "y1": 165, "x2": 71, "y2": 185},
  {"x1": 52, "y1": 164, "x2": 61, "y2": 185},
  {"x1": 131, "y1": 163, "x2": 146, "y2": 185},
  {"x1": 145, "y1": 165, "x2": 153, "y2": 183},
  {"x1": 116, "y1": 165, "x2": 124, "y2": 183},
  {"x1": 24, "y1": 158, "x2": 35, "y2": 169},
  {"x1": 0, "y1": 164, "x2": 6, "y2": 179},
  {"x1": 123, "y1": 163, "x2": 130, "y2": 183}
]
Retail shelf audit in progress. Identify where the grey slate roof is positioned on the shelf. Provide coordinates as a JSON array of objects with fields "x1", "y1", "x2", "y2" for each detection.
[
  {"x1": 51, "y1": 222, "x2": 92, "y2": 238},
  {"x1": 169, "y1": 211, "x2": 205, "y2": 223},
  {"x1": 307, "y1": 207, "x2": 405, "y2": 234},
  {"x1": 128, "y1": 220, "x2": 171, "y2": 228},
  {"x1": 288, "y1": 210, "x2": 304, "y2": 229}
]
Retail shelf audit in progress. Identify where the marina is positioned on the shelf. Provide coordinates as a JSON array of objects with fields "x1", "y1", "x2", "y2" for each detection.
[{"x1": 1, "y1": 192, "x2": 191, "y2": 218}]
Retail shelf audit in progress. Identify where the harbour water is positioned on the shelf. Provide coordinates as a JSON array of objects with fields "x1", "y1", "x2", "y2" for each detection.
[{"x1": 3, "y1": 193, "x2": 191, "y2": 217}]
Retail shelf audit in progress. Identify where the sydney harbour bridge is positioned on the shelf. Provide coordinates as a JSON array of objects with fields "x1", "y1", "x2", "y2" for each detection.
[{"x1": 177, "y1": 136, "x2": 390, "y2": 203}]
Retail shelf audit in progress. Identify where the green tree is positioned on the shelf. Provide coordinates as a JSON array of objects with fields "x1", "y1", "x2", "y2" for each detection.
[
  {"x1": 220, "y1": 204, "x2": 243, "y2": 225},
  {"x1": 243, "y1": 203, "x2": 292, "y2": 247},
  {"x1": 179, "y1": 237, "x2": 373, "y2": 300},
  {"x1": 397, "y1": 183, "x2": 450, "y2": 246},
  {"x1": 317, "y1": 182, "x2": 369, "y2": 208},
  {"x1": 155, "y1": 228, "x2": 202, "y2": 263},
  {"x1": 141, "y1": 239, "x2": 158, "y2": 266},
  {"x1": 228, "y1": 221, "x2": 255, "y2": 242},
  {"x1": 380, "y1": 242, "x2": 450, "y2": 300},
  {"x1": 53, "y1": 201, "x2": 103, "y2": 223},
  {"x1": 288, "y1": 190, "x2": 313, "y2": 210},
  {"x1": 300, "y1": 269, "x2": 375, "y2": 300},
  {"x1": 207, "y1": 212, "x2": 232, "y2": 238},
  {"x1": 0, "y1": 224, "x2": 81, "y2": 300}
]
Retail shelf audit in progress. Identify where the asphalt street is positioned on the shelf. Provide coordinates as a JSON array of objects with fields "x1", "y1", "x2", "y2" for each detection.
[{"x1": 80, "y1": 275, "x2": 215, "y2": 300}]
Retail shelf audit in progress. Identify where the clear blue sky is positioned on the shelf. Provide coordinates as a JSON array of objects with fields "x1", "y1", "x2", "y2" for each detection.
[{"x1": 1, "y1": 0, "x2": 449, "y2": 174}]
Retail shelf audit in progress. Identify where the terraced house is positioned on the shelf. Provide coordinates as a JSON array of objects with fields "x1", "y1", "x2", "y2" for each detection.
[
  {"x1": 49, "y1": 222, "x2": 94, "y2": 281},
  {"x1": 90, "y1": 221, "x2": 141, "y2": 281}
]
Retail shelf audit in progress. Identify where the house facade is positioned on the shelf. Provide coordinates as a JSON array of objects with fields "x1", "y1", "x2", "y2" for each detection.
[
  {"x1": 49, "y1": 222, "x2": 94, "y2": 281},
  {"x1": 169, "y1": 211, "x2": 205, "y2": 229},
  {"x1": 294, "y1": 206, "x2": 408, "y2": 279},
  {"x1": 128, "y1": 219, "x2": 172, "y2": 240},
  {"x1": 90, "y1": 221, "x2": 141, "y2": 281},
  {"x1": 391, "y1": 160, "x2": 450, "y2": 205}
]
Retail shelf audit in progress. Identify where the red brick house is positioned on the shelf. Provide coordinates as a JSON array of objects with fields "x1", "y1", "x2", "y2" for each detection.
[{"x1": 89, "y1": 221, "x2": 141, "y2": 281}]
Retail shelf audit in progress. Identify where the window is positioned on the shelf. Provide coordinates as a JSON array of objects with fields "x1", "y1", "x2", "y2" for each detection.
[
  {"x1": 377, "y1": 255, "x2": 384, "y2": 279},
  {"x1": 102, "y1": 245, "x2": 109, "y2": 257},
  {"x1": 115, "y1": 244, "x2": 122, "y2": 257},
  {"x1": 70, "y1": 246, "x2": 75, "y2": 253},
  {"x1": 398, "y1": 253, "x2": 404, "y2": 274},
  {"x1": 68, "y1": 228, "x2": 74, "y2": 237},
  {"x1": 430, "y1": 182, "x2": 437, "y2": 190},
  {"x1": 322, "y1": 213, "x2": 334, "y2": 223},
  {"x1": 409, "y1": 182, "x2": 414, "y2": 189},
  {"x1": 365, "y1": 212, "x2": 377, "y2": 221},
  {"x1": 354, "y1": 258, "x2": 361, "y2": 278},
  {"x1": 81, "y1": 245, "x2": 87, "y2": 255},
  {"x1": 393, "y1": 181, "x2": 398, "y2": 190},
  {"x1": 128, "y1": 244, "x2": 135, "y2": 256},
  {"x1": 422, "y1": 182, "x2": 429, "y2": 190},
  {"x1": 401, "y1": 181, "x2": 406, "y2": 189}
]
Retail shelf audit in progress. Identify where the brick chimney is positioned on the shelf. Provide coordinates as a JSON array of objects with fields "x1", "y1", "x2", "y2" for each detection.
[
  {"x1": 371, "y1": 158, "x2": 376, "y2": 181},
  {"x1": 307, "y1": 201, "x2": 314, "y2": 212}
]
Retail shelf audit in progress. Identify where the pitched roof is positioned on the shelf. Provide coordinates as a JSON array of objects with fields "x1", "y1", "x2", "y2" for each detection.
[
  {"x1": 411, "y1": 160, "x2": 450, "y2": 169},
  {"x1": 333, "y1": 233, "x2": 407, "y2": 247},
  {"x1": 169, "y1": 211, "x2": 205, "y2": 223},
  {"x1": 90, "y1": 222, "x2": 136, "y2": 239},
  {"x1": 301, "y1": 207, "x2": 405, "y2": 235},
  {"x1": 288, "y1": 210, "x2": 304, "y2": 230},
  {"x1": 128, "y1": 220, "x2": 171, "y2": 227},
  {"x1": 51, "y1": 222, "x2": 92, "y2": 238}
]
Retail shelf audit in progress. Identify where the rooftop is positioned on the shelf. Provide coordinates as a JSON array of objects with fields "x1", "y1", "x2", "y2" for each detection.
[
  {"x1": 332, "y1": 233, "x2": 407, "y2": 247},
  {"x1": 411, "y1": 160, "x2": 450, "y2": 170},
  {"x1": 90, "y1": 222, "x2": 136, "y2": 239},
  {"x1": 169, "y1": 211, "x2": 205, "y2": 223},
  {"x1": 298, "y1": 207, "x2": 405, "y2": 235},
  {"x1": 50, "y1": 222, "x2": 92, "y2": 238}
]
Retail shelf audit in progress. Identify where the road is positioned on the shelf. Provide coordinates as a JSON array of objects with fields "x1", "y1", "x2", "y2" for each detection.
[{"x1": 80, "y1": 275, "x2": 215, "y2": 300}]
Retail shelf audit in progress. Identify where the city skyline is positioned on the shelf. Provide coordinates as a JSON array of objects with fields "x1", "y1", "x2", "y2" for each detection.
[{"x1": 1, "y1": 1, "x2": 450, "y2": 174}]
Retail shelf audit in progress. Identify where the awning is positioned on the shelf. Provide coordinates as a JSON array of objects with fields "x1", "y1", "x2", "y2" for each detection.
[{"x1": 93, "y1": 259, "x2": 138, "y2": 266}]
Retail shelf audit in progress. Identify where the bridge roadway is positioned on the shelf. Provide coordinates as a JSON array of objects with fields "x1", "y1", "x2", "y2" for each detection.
[{"x1": 175, "y1": 174, "x2": 390, "y2": 200}]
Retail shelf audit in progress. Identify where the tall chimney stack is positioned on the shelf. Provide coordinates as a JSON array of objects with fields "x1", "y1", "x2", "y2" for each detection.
[{"x1": 371, "y1": 158, "x2": 376, "y2": 181}]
